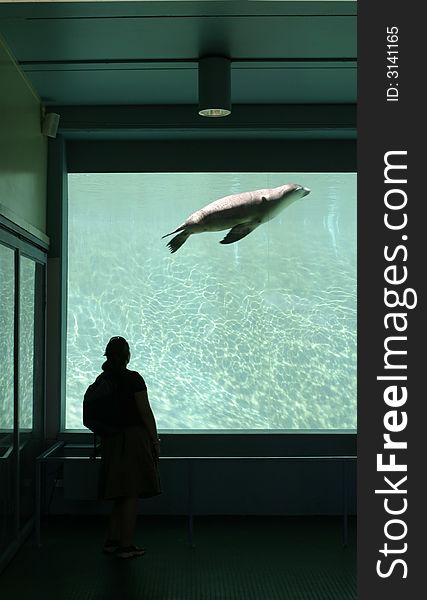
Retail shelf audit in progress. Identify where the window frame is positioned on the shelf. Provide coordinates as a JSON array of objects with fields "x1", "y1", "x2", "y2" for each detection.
[{"x1": 53, "y1": 136, "x2": 357, "y2": 456}]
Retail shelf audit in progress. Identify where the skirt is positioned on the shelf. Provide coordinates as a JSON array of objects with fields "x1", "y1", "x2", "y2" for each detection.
[{"x1": 98, "y1": 425, "x2": 161, "y2": 500}]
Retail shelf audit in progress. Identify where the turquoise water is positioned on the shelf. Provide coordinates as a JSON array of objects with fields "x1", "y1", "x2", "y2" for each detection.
[
  {"x1": 0, "y1": 244, "x2": 14, "y2": 430},
  {"x1": 0, "y1": 247, "x2": 35, "y2": 431},
  {"x1": 66, "y1": 173, "x2": 356, "y2": 431}
]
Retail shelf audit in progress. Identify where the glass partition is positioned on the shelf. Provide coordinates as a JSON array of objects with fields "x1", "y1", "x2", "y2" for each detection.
[
  {"x1": 19, "y1": 256, "x2": 38, "y2": 530},
  {"x1": 0, "y1": 228, "x2": 46, "y2": 565},
  {"x1": 0, "y1": 243, "x2": 15, "y2": 559}
]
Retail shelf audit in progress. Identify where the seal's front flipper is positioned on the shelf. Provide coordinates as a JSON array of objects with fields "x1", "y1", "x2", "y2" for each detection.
[
  {"x1": 219, "y1": 223, "x2": 259, "y2": 245},
  {"x1": 166, "y1": 231, "x2": 190, "y2": 253}
]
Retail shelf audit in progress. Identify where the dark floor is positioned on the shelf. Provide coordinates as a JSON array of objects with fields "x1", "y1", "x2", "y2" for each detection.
[{"x1": 1, "y1": 515, "x2": 356, "y2": 600}]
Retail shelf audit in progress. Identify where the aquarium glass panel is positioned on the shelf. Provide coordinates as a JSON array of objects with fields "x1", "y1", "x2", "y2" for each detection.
[
  {"x1": 20, "y1": 256, "x2": 36, "y2": 430},
  {"x1": 0, "y1": 244, "x2": 14, "y2": 431},
  {"x1": 66, "y1": 173, "x2": 356, "y2": 431}
]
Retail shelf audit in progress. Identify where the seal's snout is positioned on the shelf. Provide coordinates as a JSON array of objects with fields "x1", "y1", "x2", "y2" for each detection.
[{"x1": 294, "y1": 185, "x2": 311, "y2": 198}]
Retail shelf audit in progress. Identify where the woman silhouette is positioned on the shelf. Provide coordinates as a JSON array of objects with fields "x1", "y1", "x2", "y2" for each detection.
[{"x1": 98, "y1": 336, "x2": 161, "y2": 558}]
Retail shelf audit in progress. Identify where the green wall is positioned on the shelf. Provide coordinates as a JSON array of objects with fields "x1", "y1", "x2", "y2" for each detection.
[{"x1": 0, "y1": 35, "x2": 47, "y2": 238}]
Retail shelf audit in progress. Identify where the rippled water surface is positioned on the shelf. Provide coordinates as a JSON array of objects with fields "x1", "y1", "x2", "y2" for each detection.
[
  {"x1": 66, "y1": 173, "x2": 356, "y2": 430},
  {"x1": 0, "y1": 248, "x2": 35, "y2": 430},
  {"x1": 0, "y1": 244, "x2": 14, "y2": 430}
]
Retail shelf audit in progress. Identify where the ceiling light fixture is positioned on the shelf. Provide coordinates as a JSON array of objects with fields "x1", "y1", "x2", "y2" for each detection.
[{"x1": 198, "y1": 57, "x2": 231, "y2": 117}]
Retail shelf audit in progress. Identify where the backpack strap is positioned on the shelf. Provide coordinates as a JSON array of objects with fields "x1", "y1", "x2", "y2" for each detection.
[{"x1": 92, "y1": 432, "x2": 97, "y2": 460}]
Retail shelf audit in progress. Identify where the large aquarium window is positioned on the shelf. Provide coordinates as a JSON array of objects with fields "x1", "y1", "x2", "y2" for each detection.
[{"x1": 66, "y1": 173, "x2": 356, "y2": 431}]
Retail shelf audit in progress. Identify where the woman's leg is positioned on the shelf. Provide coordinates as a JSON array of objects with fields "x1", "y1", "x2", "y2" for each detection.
[
  {"x1": 119, "y1": 496, "x2": 139, "y2": 547},
  {"x1": 107, "y1": 498, "x2": 122, "y2": 541}
]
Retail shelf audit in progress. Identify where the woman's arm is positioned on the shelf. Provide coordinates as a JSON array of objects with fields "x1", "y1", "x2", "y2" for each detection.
[{"x1": 135, "y1": 390, "x2": 160, "y2": 457}]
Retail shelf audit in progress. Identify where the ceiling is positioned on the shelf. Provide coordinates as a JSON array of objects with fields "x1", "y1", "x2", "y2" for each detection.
[{"x1": 0, "y1": 1, "x2": 357, "y2": 138}]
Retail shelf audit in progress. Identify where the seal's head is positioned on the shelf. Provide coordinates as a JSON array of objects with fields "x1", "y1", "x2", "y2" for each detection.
[
  {"x1": 293, "y1": 184, "x2": 311, "y2": 198},
  {"x1": 267, "y1": 183, "x2": 311, "y2": 201},
  {"x1": 280, "y1": 183, "x2": 311, "y2": 200},
  {"x1": 268, "y1": 183, "x2": 311, "y2": 208}
]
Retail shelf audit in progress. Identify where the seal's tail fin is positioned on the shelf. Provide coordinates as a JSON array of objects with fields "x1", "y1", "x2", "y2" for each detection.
[
  {"x1": 162, "y1": 224, "x2": 186, "y2": 239},
  {"x1": 166, "y1": 231, "x2": 191, "y2": 253}
]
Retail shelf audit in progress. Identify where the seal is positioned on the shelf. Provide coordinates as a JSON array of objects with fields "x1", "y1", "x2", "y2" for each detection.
[{"x1": 162, "y1": 183, "x2": 311, "y2": 253}]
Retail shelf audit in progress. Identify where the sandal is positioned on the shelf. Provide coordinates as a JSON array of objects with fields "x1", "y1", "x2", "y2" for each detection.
[
  {"x1": 115, "y1": 545, "x2": 146, "y2": 559},
  {"x1": 103, "y1": 539, "x2": 120, "y2": 554}
]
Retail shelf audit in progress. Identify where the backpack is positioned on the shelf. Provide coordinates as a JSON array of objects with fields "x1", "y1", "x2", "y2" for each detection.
[{"x1": 83, "y1": 372, "x2": 126, "y2": 436}]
